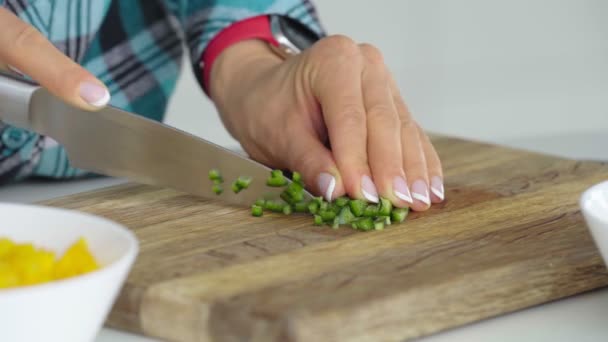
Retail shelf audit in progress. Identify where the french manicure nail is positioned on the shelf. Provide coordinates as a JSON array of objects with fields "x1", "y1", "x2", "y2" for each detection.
[
  {"x1": 361, "y1": 175, "x2": 379, "y2": 203},
  {"x1": 79, "y1": 81, "x2": 110, "y2": 107},
  {"x1": 317, "y1": 172, "x2": 336, "y2": 202},
  {"x1": 393, "y1": 176, "x2": 413, "y2": 203},
  {"x1": 411, "y1": 180, "x2": 430, "y2": 205},
  {"x1": 431, "y1": 176, "x2": 444, "y2": 200}
]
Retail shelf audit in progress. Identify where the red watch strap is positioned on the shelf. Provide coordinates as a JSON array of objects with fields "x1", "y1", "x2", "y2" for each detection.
[{"x1": 201, "y1": 15, "x2": 278, "y2": 95}]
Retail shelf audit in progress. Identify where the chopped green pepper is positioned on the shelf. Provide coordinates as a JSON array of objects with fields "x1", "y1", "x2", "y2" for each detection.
[
  {"x1": 391, "y1": 208, "x2": 409, "y2": 223},
  {"x1": 349, "y1": 199, "x2": 367, "y2": 217},
  {"x1": 251, "y1": 205, "x2": 263, "y2": 217},
  {"x1": 208, "y1": 169, "x2": 222, "y2": 182},
  {"x1": 292, "y1": 171, "x2": 303, "y2": 185},
  {"x1": 264, "y1": 200, "x2": 285, "y2": 213},
  {"x1": 231, "y1": 181, "x2": 241, "y2": 194},
  {"x1": 374, "y1": 219, "x2": 385, "y2": 231},
  {"x1": 356, "y1": 217, "x2": 374, "y2": 231},
  {"x1": 332, "y1": 217, "x2": 340, "y2": 229},
  {"x1": 283, "y1": 205, "x2": 293, "y2": 215},
  {"x1": 334, "y1": 196, "x2": 349, "y2": 207},
  {"x1": 314, "y1": 215, "x2": 323, "y2": 226},
  {"x1": 236, "y1": 176, "x2": 252, "y2": 189},
  {"x1": 308, "y1": 201, "x2": 320, "y2": 215},
  {"x1": 293, "y1": 201, "x2": 309, "y2": 213},
  {"x1": 212, "y1": 184, "x2": 223, "y2": 195},
  {"x1": 363, "y1": 204, "x2": 379, "y2": 217},
  {"x1": 337, "y1": 206, "x2": 355, "y2": 225},
  {"x1": 379, "y1": 197, "x2": 392, "y2": 216},
  {"x1": 267, "y1": 170, "x2": 287, "y2": 187},
  {"x1": 255, "y1": 198, "x2": 265, "y2": 207},
  {"x1": 320, "y1": 210, "x2": 336, "y2": 222}
]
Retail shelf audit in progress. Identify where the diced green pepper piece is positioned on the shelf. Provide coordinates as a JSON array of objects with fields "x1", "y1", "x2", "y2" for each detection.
[
  {"x1": 231, "y1": 181, "x2": 242, "y2": 193},
  {"x1": 312, "y1": 196, "x2": 323, "y2": 206},
  {"x1": 236, "y1": 176, "x2": 252, "y2": 189},
  {"x1": 267, "y1": 170, "x2": 287, "y2": 187},
  {"x1": 320, "y1": 201, "x2": 329, "y2": 212},
  {"x1": 337, "y1": 206, "x2": 355, "y2": 225},
  {"x1": 391, "y1": 208, "x2": 409, "y2": 223},
  {"x1": 271, "y1": 170, "x2": 283, "y2": 178},
  {"x1": 332, "y1": 217, "x2": 340, "y2": 229},
  {"x1": 313, "y1": 215, "x2": 323, "y2": 226},
  {"x1": 377, "y1": 215, "x2": 391, "y2": 226},
  {"x1": 255, "y1": 198, "x2": 265, "y2": 206},
  {"x1": 374, "y1": 219, "x2": 385, "y2": 230},
  {"x1": 292, "y1": 171, "x2": 303, "y2": 185},
  {"x1": 208, "y1": 169, "x2": 222, "y2": 182},
  {"x1": 264, "y1": 200, "x2": 285, "y2": 213},
  {"x1": 283, "y1": 205, "x2": 293, "y2": 215},
  {"x1": 363, "y1": 204, "x2": 379, "y2": 217},
  {"x1": 356, "y1": 217, "x2": 374, "y2": 231},
  {"x1": 349, "y1": 199, "x2": 367, "y2": 217},
  {"x1": 251, "y1": 205, "x2": 263, "y2": 217},
  {"x1": 308, "y1": 201, "x2": 320, "y2": 215},
  {"x1": 320, "y1": 210, "x2": 336, "y2": 222},
  {"x1": 212, "y1": 184, "x2": 223, "y2": 195},
  {"x1": 334, "y1": 196, "x2": 349, "y2": 207},
  {"x1": 379, "y1": 197, "x2": 392, "y2": 216},
  {"x1": 293, "y1": 201, "x2": 309, "y2": 213}
]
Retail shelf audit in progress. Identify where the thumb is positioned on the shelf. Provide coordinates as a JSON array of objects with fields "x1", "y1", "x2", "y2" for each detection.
[
  {"x1": 0, "y1": 8, "x2": 110, "y2": 110},
  {"x1": 285, "y1": 130, "x2": 344, "y2": 202}
]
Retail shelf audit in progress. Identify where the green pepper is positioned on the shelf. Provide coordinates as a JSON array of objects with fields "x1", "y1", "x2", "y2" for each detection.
[
  {"x1": 313, "y1": 215, "x2": 323, "y2": 226},
  {"x1": 320, "y1": 210, "x2": 336, "y2": 222},
  {"x1": 337, "y1": 206, "x2": 355, "y2": 225},
  {"x1": 292, "y1": 171, "x2": 303, "y2": 185},
  {"x1": 308, "y1": 201, "x2": 319, "y2": 215},
  {"x1": 208, "y1": 169, "x2": 222, "y2": 182},
  {"x1": 283, "y1": 205, "x2": 293, "y2": 215},
  {"x1": 334, "y1": 196, "x2": 349, "y2": 207},
  {"x1": 293, "y1": 201, "x2": 309, "y2": 213},
  {"x1": 255, "y1": 198, "x2": 265, "y2": 206},
  {"x1": 363, "y1": 204, "x2": 379, "y2": 217},
  {"x1": 378, "y1": 197, "x2": 392, "y2": 216},
  {"x1": 356, "y1": 217, "x2": 374, "y2": 231},
  {"x1": 236, "y1": 176, "x2": 252, "y2": 189},
  {"x1": 391, "y1": 208, "x2": 409, "y2": 223},
  {"x1": 349, "y1": 199, "x2": 367, "y2": 217},
  {"x1": 212, "y1": 184, "x2": 223, "y2": 195},
  {"x1": 267, "y1": 170, "x2": 288, "y2": 187},
  {"x1": 251, "y1": 205, "x2": 263, "y2": 217}
]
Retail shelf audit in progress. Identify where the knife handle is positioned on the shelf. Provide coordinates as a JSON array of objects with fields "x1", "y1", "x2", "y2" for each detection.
[{"x1": 0, "y1": 71, "x2": 39, "y2": 129}]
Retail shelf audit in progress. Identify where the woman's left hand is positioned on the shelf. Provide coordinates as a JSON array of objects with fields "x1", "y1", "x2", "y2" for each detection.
[{"x1": 209, "y1": 36, "x2": 444, "y2": 211}]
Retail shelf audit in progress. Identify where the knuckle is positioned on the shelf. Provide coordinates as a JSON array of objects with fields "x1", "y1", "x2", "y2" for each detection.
[
  {"x1": 338, "y1": 104, "x2": 365, "y2": 128},
  {"x1": 359, "y1": 43, "x2": 384, "y2": 64},
  {"x1": 11, "y1": 25, "x2": 44, "y2": 50},
  {"x1": 319, "y1": 34, "x2": 360, "y2": 57},
  {"x1": 367, "y1": 104, "x2": 398, "y2": 124}
]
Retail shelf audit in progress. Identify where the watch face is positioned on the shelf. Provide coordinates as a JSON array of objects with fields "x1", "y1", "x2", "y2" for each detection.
[{"x1": 276, "y1": 15, "x2": 321, "y2": 51}]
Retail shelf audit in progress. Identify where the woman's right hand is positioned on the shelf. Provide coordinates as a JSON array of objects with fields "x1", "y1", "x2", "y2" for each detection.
[{"x1": 0, "y1": 8, "x2": 110, "y2": 110}]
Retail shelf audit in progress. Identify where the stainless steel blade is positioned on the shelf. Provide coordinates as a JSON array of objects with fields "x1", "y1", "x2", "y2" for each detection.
[{"x1": 26, "y1": 88, "x2": 311, "y2": 207}]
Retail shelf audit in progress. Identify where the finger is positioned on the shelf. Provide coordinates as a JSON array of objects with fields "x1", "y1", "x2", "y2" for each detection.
[
  {"x1": 389, "y1": 76, "x2": 431, "y2": 211},
  {"x1": 418, "y1": 126, "x2": 445, "y2": 202},
  {"x1": 311, "y1": 35, "x2": 376, "y2": 203},
  {"x1": 359, "y1": 44, "x2": 411, "y2": 208},
  {"x1": 283, "y1": 128, "x2": 344, "y2": 202},
  {"x1": 0, "y1": 8, "x2": 110, "y2": 110}
]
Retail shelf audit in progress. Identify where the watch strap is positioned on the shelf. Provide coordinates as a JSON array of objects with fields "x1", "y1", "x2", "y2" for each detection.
[{"x1": 201, "y1": 15, "x2": 279, "y2": 95}]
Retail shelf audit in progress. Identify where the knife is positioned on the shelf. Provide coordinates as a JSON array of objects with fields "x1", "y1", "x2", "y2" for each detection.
[{"x1": 0, "y1": 72, "x2": 312, "y2": 207}]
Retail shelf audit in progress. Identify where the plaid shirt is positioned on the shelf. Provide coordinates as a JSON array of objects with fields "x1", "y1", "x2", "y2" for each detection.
[{"x1": 0, "y1": 0, "x2": 322, "y2": 183}]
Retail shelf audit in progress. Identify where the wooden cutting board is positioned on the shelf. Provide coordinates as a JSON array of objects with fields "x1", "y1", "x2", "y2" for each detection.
[{"x1": 41, "y1": 136, "x2": 608, "y2": 342}]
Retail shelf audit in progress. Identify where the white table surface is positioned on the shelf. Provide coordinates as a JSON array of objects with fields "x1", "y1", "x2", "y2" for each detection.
[{"x1": 1, "y1": 134, "x2": 607, "y2": 342}]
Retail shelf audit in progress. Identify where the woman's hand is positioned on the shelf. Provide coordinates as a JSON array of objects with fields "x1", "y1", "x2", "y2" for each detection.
[
  {"x1": 0, "y1": 8, "x2": 109, "y2": 109},
  {"x1": 210, "y1": 36, "x2": 444, "y2": 211}
]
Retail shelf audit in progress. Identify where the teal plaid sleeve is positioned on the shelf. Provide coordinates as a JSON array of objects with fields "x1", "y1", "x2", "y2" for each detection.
[{"x1": 0, "y1": 0, "x2": 324, "y2": 184}]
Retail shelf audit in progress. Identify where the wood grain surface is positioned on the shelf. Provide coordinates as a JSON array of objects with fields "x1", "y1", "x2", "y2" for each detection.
[{"x1": 41, "y1": 136, "x2": 608, "y2": 342}]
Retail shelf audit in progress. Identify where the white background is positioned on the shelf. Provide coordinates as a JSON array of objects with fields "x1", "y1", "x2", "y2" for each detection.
[{"x1": 164, "y1": 0, "x2": 608, "y2": 160}]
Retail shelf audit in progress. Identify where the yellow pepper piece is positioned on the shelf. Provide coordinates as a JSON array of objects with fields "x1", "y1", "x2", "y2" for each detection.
[
  {"x1": 0, "y1": 237, "x2": 99, "y2": 289},
  {"x1": 54, "y1": 238, "x2": 99, "y2": 280}
]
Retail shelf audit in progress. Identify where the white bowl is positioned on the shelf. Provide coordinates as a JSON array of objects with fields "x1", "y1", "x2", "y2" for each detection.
[
  {"x1": 0, "y1": 203, "x2": 138, "y2": 342},
  {"x1": 581, "y1": 180, "x2": 608, "y2": 266}
]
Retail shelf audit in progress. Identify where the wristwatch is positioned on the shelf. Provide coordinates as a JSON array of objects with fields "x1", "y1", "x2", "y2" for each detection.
[{"x1": 201, "y1": 14, "x2": 322, "y2": 93}]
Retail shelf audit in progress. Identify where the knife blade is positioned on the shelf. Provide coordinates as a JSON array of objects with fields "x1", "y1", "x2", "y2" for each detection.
[{"x1": 0, "y1": 72, "x2": 312, "y2": 207}]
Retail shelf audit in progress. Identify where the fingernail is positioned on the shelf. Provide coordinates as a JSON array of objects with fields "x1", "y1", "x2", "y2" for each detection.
[
  {"x1": 431, "y1": 176, "x2": 444, "y2": 200},
  {"x1": 317, "y1": 172, "x2": 336, "y2": 202},
  {"x1": 79, "y1": 81, "x2": 110, "y2": 107},
  {"x1": 361, "y1": 175, "x2": 379, "y2": 203},
  {"x1": 393, "y1": 176, "x2": 413, "y2": 203},
  {"x1": 411, "y1": 180, "x2": 430, "y2": 205}
]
